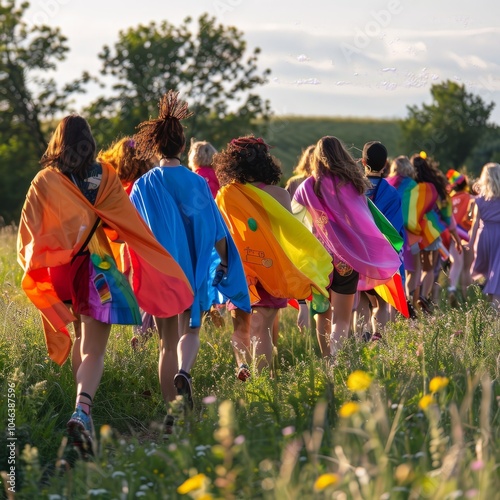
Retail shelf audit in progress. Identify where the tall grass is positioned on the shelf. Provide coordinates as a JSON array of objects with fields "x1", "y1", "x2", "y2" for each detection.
[{"x1": 0, "y1": 227, "x2": 498, "y2": 499}]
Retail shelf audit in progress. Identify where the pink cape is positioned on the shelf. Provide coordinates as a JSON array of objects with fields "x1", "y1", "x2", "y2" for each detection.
[{"x1": 294, "y1": 175, "x2": 400, "y2": 290}]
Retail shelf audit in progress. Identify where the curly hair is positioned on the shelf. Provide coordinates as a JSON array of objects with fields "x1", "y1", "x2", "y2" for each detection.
[
  {"x1": 312, "y1": 136, "x2": 370, "y2": 195},
  {"x1": 98, "y1": 137, "x2": 154, "y2": 182},
  {"x1": 134, "y1": 90, "x2": 193, "y2": 162},
  {"x1": 213, "y1": 135, "x2": 282, "y2": 187},
  {"x1": 40, "y1": 114, "x2": 96, "y2": 177},
  {"x1": 411, "y1": 154, "x2": 448, "y2": 200}
]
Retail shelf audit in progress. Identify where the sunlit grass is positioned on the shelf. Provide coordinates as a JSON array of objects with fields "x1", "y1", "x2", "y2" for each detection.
[{"x1": 0, "y1": 228, "x2": 498, "y2": 499}]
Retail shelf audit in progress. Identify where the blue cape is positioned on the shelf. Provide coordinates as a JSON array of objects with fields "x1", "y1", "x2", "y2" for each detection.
[{"x1": 130, "y1": 166, "x2": 250, "y2": 326}]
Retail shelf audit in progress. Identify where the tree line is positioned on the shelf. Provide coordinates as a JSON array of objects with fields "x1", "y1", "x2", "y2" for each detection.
[{"x1": 0, "y1": 0, "x2": 497, "y2": 223}]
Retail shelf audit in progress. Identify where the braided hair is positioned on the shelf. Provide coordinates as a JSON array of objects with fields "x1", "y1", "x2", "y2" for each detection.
[{"x1": 134, "y1": 90, "x2": 193, "y2": 161}]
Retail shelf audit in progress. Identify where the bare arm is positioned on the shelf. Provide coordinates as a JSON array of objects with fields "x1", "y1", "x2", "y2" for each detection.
[{"x1": 468, "y1": 204, "x2": 480, "y2": 249}]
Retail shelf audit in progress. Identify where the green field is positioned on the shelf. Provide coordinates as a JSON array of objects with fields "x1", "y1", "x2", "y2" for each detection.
[
  {"x1": 261, "y1": 116, "x2": 403, "y2": 179},
  {"x1": 0, "y1": 227, "x2": 499, "y2": 499}
]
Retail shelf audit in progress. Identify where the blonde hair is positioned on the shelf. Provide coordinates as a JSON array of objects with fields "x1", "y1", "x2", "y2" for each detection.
[
  {"x1": 476, "y1": 162, "x2": 500, "y2": 200},
  {"x1": 188, "y1": 140, "x2": 217, "y2": 170},
  {"x1": 98, "y1": 137, "x2": 154, "y2": 183},
  {"x1": 293, "y1": 145, "x2": 315, "y2": 176},
  {"x1": 312, "y1": 136, "x2": 370, "y2": 195},
  {"x1": 389, "y1": 155, "x2": 415, "y2": 179}
]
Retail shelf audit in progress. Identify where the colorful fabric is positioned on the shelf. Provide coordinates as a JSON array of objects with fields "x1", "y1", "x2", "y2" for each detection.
[
  {"x1": 17, "y1": 163, "x2": 193, "y2": 365},
  {"x1": 294, "y1": 175, "x2": 401, "y2": 291},
  {"x1": 472, "y1": 196, "x2": 500, "y2": 295},
  {"x1": 451, "y1": 191, "x2": 473, "y2": 232},
  {"x1": 374, "y1": 272, "x2": 409, "y2": 318},
  {"x1": 387, "y1": 175, "x2": 447, "y2": 248},
  {"x1": 71, "y1": 251, "x2": 142, "y2": 325},
  {"x1": 193, "y1": 166, "x2": 220, "y2": 198},
  {"x1": 216, "y1": 182, "x2": 332, "y2": 304},
  {"x1": 363, "y1": 199, "x2": 408, "y2": 317},
  {"x1": 130, "y1": 166, "x2": 250, "y2": 327},
  {"x1": 446, "y1": 169, "x2": 466, "y2": 189},
  {"x1": 367, "y1": 176, "x2": 406, "y2": 288}
]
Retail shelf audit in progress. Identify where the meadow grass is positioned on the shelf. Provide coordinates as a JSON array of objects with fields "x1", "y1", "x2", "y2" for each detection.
[{"x1": 0, "y1": 227, "x2": 499, "y2": 499}]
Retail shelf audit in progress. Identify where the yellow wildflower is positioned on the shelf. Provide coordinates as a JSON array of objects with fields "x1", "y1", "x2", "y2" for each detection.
[
  {"x1": 338, "y1": 401, "x2": 360, "y2": 418},
  {"x1": 198, "y1": 495, "x2": 213, "y2": 500},
  {"x1": 313, "y1": 473, "x2": 339, "y2": 492},
  {"x1": 177, "y1": 473, "x2": 206, "y2": 495},
  {"x1": 418, "y1": 394, "x2": 434, "y2": 410},
  {"x1": 100, "y1": 425, "x2": 112, "y2": 439},
  {"x1": 429, "y1": 376, "x2": 449, "y2": 393},
  {"x1": 347, "y1": 370, "x2": 372, "y2": 392}
]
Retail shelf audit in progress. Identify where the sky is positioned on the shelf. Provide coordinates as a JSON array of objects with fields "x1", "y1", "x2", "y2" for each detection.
[{"x1": 25, "y1": 0, "x2": 500, "y2": 123}]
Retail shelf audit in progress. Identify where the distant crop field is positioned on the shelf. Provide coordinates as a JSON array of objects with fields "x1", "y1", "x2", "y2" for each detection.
[{"x1": 260, "y1": 116, "x2": 403, "y2": 180}]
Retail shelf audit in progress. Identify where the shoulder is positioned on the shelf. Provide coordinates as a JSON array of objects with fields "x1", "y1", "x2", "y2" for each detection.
[{"x1": 261, "y1": 185, "x2": 292, "y2": 211}]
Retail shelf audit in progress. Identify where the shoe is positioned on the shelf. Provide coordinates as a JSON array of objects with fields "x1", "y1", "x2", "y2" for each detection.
[
  {"x1": 237, "y1": 364, "x2": 250, "y2": 382},
  {"x1": 417, "y1": 296, "x2": 434, "y2": 314},
  {"x1": 163, "y1": 414, "x2": 175, "y2": 437},
  {"x1": 371, "y1": 332, "x2": 382, "y2": 342},
  {"x1": 449, "y1": 291, "x2": 459, "y2": 308},
  {"x1": 362, "y1": 331, "x2": 372, "y2": 342},
  {"x1": 407, "y1": 300, "x2": 418, "y2": 319},
  {"x1": 67, "y1": 405, "x2": 93, "y2": 457},
  {"x1": 174, "y1": 370, "x2": 193, "y2": 410}
]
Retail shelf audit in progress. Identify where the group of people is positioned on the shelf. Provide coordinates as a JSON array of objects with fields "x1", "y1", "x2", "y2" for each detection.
[{"x1": 16, "y1": 90, "x2": 500, "y2": 455}]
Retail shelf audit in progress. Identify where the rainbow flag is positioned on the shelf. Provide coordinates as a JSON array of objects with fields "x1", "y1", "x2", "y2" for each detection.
[
  {"x1": 367, "y1": 199, "x2": 409, "y2": 318},
  {"x1": 216, "y1": 183, "x2": 332, "y2": 303}
]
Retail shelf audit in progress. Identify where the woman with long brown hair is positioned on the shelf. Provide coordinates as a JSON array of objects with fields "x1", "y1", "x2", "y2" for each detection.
[
  {"x1": 18, "y1": 115, "x2": 192, "y2": 455},
  {"x1": 293, "y1": 136, "x2": 401, "y2": 357}
]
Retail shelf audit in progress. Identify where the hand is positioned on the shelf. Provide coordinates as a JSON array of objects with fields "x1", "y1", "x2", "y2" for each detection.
[{"x1": 212, "y1": 262, "x2": 227, "y2": 286}]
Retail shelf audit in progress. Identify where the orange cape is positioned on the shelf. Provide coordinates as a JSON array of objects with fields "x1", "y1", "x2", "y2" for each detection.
[
  {"x1": 17, "y1": 163, "x2": 193, "y2": 365},
  {"x1": 216, "y1": 183, "x2": 332, "y2": 303}
]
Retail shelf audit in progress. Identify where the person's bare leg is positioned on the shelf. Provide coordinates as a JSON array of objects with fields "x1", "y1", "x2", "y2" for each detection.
[
  {"x1": 272, "y1": 311, "x2": 280, "y2": 346},
  {"x1": 420, "y1": 250, "x2": 438, "y2": 299},
  {"x1": 371, "y1": 298, "x2": 389, "y2": 335},
  {"x1": 71, "y1": 318, "x2": 82, "y2": 383},
  {"x1": 155, "y1": 316, "x2": 179, "y2": 404},
  {"x1": 353, "y1": 292, "x2": 371, "y2": 338},
  {"x1": 406, "y1": 251, "x2": 421, "y2": 308},
  {"x1": 250, "y1": 307, "x2": 279, "y2": 372},
  {"x1": 231, "y1": 308, "x2": 252, "y2": 370},
  {"x1": 330, "y1": 292, "x2": 355, "y2": 355},
  {"x1": 177, "y1": 311, "x2": 201, "y2": 374},
  {"x1": 316, "y1": 306, "x2": 332, "y2": 358},
  {"x1": 74, "y1": 315, "x2": 111, "y2": 410}
]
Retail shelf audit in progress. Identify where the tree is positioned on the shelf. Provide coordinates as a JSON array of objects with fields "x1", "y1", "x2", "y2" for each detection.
[
  {"x1": 0, "y1": 0, "x2": 88, "y2": 223},
  {"x1": 86, "y1": 14, "x2": 271, "y2": 149},
  {"x1": 401, "y1": 80, "x2": 495, "y2": 170}
]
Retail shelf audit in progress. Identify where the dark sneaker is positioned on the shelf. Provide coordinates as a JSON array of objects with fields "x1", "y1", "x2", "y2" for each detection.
[
  {"x1": 237, "y1": 364, "x2": 251, "y2": 381},
  {"x1": 449, "y1": 291, "x2": 459, "y2": 308},
  {"x1": 417, "y1": 296, "x2": 434, "y2": 314},
  {"x1": 67, "y1": 406, "x2": 93, "y2": 458},
  {"x1": 174, "y1": 370, "x2": 193, "y2": 410},
  {"x1": 163, "y1": 414, "x2": 175, "y2": 437}
]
